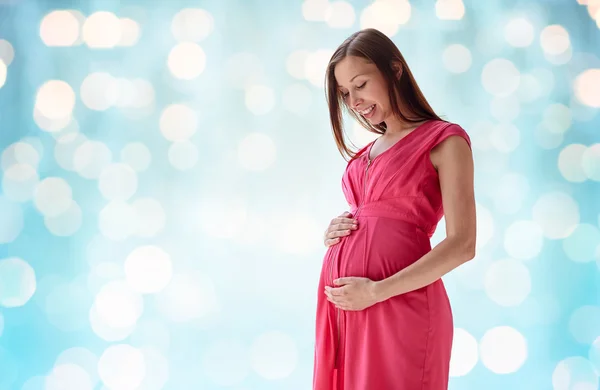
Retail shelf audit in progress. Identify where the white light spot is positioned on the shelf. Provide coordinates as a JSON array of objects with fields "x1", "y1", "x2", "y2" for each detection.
[
  {"x1": 1, "y1": 141, "x2": 41, "y2": 171},
  {"x1": 504, "y1": 220, "x2": 544, "y2": 260},
  {"x1": 590, "y1": 337, "x2": 600, "y2": 375},
  {"x1": 553, "y1": 356, "x2": 599, "y2": 390},
  {"x1": 2, "y1": 163, "x2": 39, "y2": 202},
  {"x1": 45, "y1": 363, "x2": 93, "y2": 390},
  {"x1": 168, "y1": 141, "x2": 199, "y2": 170},
  {"x1": 55, "y1": 132, "x2": 88, "y2": 171},
  {"x1": 305, "y1": 49, "x2": 334, "y2": 88},
  {"x1": 0, "y1": 59, "x2": 6, "y2": 89},
  {"x1": 155, "y1": 272, "x2": 219, "y2": 323},
  {"x1": 475, "y1": 203, "x2": 495, "y2": 251},
  {"x1": 435, "y1": 0, "x2": 465, "y2": 20},
  {"x1": 89, "y1": 303, "x2": 136, "y2": 342},
  {"x1": 94, "y1": 280, "x2": 143, "y2": 328},
  {"x1": 98, "y1": 344, "x2": 146, "y2": 390},
  {"x1": 245, "y1": 85, "x2": 276, "y2": 115},
  {"x1": 582, "y1": 144, "x2": 600, "y2": 181},
  {"x1": 118, "y1": 18, "x2": 140, "y2": 46},
  {"x1": 302, "y1": 0, "x2": 329, "y2": 21},
  {"x1": 484, "y1": 259, "x2": 531, "y2": 307},
  {"x1": 130, "y1": 320, "x2": 171, "y2": 352},
  {"x1": 0, "y1": 39, "x2": 14, "y2": 65},
  {"x1": 360, "y1": 0, "x2": 411, "y2": 37},
  {"x1": 540, "y1": 24, "x2": 570, "y2": 56},
  {"x1": 250, "y1": 331, "x2": 298, "y2": 380},
  {"x1": 120, "y1": 142, "x2": 151, "y2": 172},
  {"x1": 73, "y1": 140, "x2": 113, "y2": 179},
  {"x1": 98, "y1": 201, "x2": 137, "y2": 241},
  {"x1": 449, "y1": 328, "x2": 478, "y2": 377},
  {"x1": 80, "y1": 72, "x2": 119, "y2": 111},
  {"x1": 225, "y1": 52, "x2": 264, "y2": 89},
  {"x1": 83, "y1": 12, "x2": 122, "y2": 49},
  {"x1": 517, "y1": 73, "x2": 542, "y2": 102},
  {"x1": 504, "y1": 17, "x2": 535, "y2": 47},
  {"x1": 34, "y1": 177, "x2": 73, "y2": 217},
  {"x1": 481, "y1": 58, "x2": 521, "y2": 97},
  {"x1": 490, "y1": 96, "x2": 520, "y2": 123},
  {"x1": 171, "y1": 8, "x2": 214, "y2": 42},
  {"x1": 0, "y1": 196, "x2": 23, "y2": 243},
  {"x1": 135, "y1": 347, "x2": 169, "y2": 390},
  {"x1": 132, "y1": 198, "x2": 166, "y2": 238},
  {"x1": 35, "y1": 80, "x2": 76, "y2": 119},
  {"x1": 238, "y1": 133, "x2": 277, "y2": 171},
  {"x1": 125, "y1": 246, "x2": 172, "y2": 294},
  {"x1": 159, "y1": 104, "x2": 198, "y2": 141},
  {"x1": 198, "y1": 197, "x2": 247, "y2": 239},
  {"x1": 480, "y1": 326, "x2": 527, "y2": 374},
  {"x1": 44, "y1": 200, "x2": 83, "y2": 237},
  {"x1": 532, "y1": 192, "x2": 579, "y2": 239},
  {"x1": 442, "y1": 44, "x2": 472, "y2": 74},
  {"x1": 569, "y1": 305, "x2": 600, "y2": 344},
  {"x1": 0, "y1": 257, "x2": 36, "y2": 308},
  {"x1": 168, "y1": 42, "x2": 206, "y2": 80},
  {"x1": 202, "y1": 340, "x2": 249, "y2": 386},
  {"x1": 46, "y1": 279, "x2": 92, "y2": 332},
  {"x1": 574, "y1": 68, "x2": 600, "y2": 108},
  {"x1": 274, "y1": 214, "x2": 323, "y2": 255},
  {"x1": 286, "y1": 50, "x2": 310, "y2": 80},
  {"x1": 282, "y1": 83, "x2": 313, "y2": 116},
  {"x1": 325, "y1": 1, "x2": 356, "y2": 28},
  {"x1": 55, "y1": 347, "x2": 99, "y2": 388},
  {"x1": 558, "y1": 144, "x2": 588, "y2": 183},
  {"x1": 98, "y1": 163, "x2": 138, "y2": 201},
  {"x1": 40, "y1": 10, "x2": 81, "y2": 47}
]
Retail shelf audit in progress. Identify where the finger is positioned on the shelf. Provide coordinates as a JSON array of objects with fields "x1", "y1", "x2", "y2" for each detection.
[
  {"x1": 335, "y1": 222, "x2": 358, "y2": 232},
  {"x1": 324, "y1": 238, "x2": 340, "y2": 247},
  {"x1": 329, "y1": 287, "x2": 346, "y2": 297}
]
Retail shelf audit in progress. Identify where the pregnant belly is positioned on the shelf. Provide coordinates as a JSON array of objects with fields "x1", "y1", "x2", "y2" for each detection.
[{"x1": 324, "y1": 217, "x2": 431, "y2": 283}]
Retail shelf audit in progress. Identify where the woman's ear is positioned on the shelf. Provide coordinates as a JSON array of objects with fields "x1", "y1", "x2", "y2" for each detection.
[{"x1": 392, "y1": 61, "x2": 403, "y2": 80}]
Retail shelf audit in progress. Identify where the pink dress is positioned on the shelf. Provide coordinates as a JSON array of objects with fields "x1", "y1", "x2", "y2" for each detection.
[{"x1": 313, "y1": 120, "x2": 472, "y2": 390}]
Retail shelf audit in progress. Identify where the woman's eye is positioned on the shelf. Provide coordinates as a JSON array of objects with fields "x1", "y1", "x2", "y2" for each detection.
[
  {"x1": 356, "y1": 82, "x2": 367, "y2": 89},
  {"x1": 342, "y1": 92, "x2": 349, "y2": 98}
]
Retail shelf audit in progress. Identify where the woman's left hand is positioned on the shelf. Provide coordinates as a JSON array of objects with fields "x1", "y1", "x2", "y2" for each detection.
[{"x1": 325, "y1": 277, "x2": 382, "y2": 311}]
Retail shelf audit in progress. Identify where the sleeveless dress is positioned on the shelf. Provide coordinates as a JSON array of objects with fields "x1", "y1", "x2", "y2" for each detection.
[{"x1": 313, "y1": 120, "x2": 472, "y2": 390}]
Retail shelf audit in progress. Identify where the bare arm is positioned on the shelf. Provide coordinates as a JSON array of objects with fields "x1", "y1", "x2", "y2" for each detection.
[{"x1": 374, "y1": 134, "x2": 477, "y2": 301}]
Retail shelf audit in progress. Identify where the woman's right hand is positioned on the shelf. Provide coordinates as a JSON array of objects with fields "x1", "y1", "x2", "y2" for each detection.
[{"x1": 323, "y1": 211, "x2": 358, "y2": 247}]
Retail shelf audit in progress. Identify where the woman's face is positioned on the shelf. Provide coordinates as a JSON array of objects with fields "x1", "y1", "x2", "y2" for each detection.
[{"x1": 334, "y1": 55, "x2": 394, "y2": 126}]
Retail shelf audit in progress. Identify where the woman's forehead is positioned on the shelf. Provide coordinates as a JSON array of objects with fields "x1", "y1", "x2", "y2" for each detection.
[{"x1": 334, "y1": 56, "x2": 375, "y2": 85}]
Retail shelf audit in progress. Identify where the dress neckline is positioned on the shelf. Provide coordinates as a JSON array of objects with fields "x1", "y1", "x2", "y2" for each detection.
[{"x1": 366, "y1": 120, "x2": 432, "y2": 163}]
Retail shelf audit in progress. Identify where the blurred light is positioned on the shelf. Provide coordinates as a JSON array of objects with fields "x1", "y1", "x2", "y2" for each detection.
[
  {"x1": 40, "y1": 10, "x2": 81, "y2": 46},
  {"x1": 489, "y1": 123, "x2": 520, "y2": 153},
  {"x1": 118, "y1": 17, "x2": 140, "y2": 46},
  {"x1": 449, "y1": 328, "x2": 478, "y2": 377},
  {"x1": 590, "y1": 337, "x2": 600, "y2": 373},
  {"x1": 44, "y1": 200, "x2": 83, "y2": 237},
  {"x1": 136, "y1": 348, "x2": 170, "y2": 390},
  {"x1": 245, "y1": 85, "x2": 276, "y2": 115},
  {"x1": 168, "y1": 141, "x2": 199, "y2": 170},
  {"x1": 89, "y1": 302, "x2": 136, "y2": 341},
  {"x1": 504, "y1": 220, "x2": 543, "y2": 260},
  {"x1": 98, "y1": 201, "x2": 137, "y2": 241},
  {"x1": 562, "y1": 223, "x2": 600, "y2": 262},
  {"x1": 442, "y1": 44, "x2": 472, "y2": 74},
  {"x1": 0, "y1": 257, "x2": 36, "y2": 308},
  {"x1": 569, "y1": 306, "x2": 600, "y2": 344},
  {"x1": 198, "y1": 197, "x2": 247, "y2": 238},
  {"x1": 130, "y1": 320, "x2": 171, "y2": 352},
  {"x1": 435, "y1": 0, "x2": 465, "y2": 20},
  {"x1": 226, "y1": 52, "x2": 264, "y2": 88},
  {"x1": 305, "y1": 49, "x2": 334, "y2": 87},
  {"x1": 490, "y1": 173, "x2": 529, "y2": 214},
  {"x1": 543, "y1": 103, "x2": 572, "y2": 134},
  {"x1": 0, "y1": 39, "x2": 14, "y2": 65},
  {"x1": 45, "y1": 279, "x2": 91, "y2": 331},
  {"x1": 132, "y1": 198, "x2": 166, "y2": 237},
  {"x1": 130, "y1": 79, "x2": 155, "y2": 108},
  {"x1": 168, "y1": 42, "x2": 206, "y2": 80},
  {"x1": 202, "y1": 340, "x2": 249, "y2": 386},
  {"x1": 250, "y1": 331, "x2": 298, "y2": 380},
  {"x1": 532, "y1": 192, "x2": 579, "y2": 239},
  {"x1": 125, "y1": 245, "x2": 173, "y2": 294},
  {"x1": 80, "y1": 72, "x2": 119, "y2": 111},
  {"x1": 83, "y1": 11, "x2": 122, "y2": 49},
  {"x1": 45, "y1": 363, "x2": 93, "y2": 390},
  {"x1": 55, "y1": 348, "x2": 99, "y2": 388},
  {"x1": 55, "y1": 132, "x2": 88, "y2": 171},
  {"x1": 481, "y1": 58, "x2": 521, "y2": 97},
  {"x1": 490, "y1": 96, "x2": 520, "y2": 122},
  {"x1": 155, "y1": 272, "x2": 220, "y2": 323},
  {"x1": 574, "y1": 68, "x2": 600, "y2": 108},
  {"x1": 2, "y1": 141, "x2": 40, "y2": 170},
  {"x1": 0, "y1": 60, "x2": 6, "y2": 88},
  {"x1": 302, "y1": 0, "x2": 329, "y2": 21},
  {"x1": 504, "y1": 17, "x2": 535, "y2": 47},
  {"x1": 582, "y1": 144, "x2": 600, "y2": 181},
  {"x1": 34, "y1": 108, "x2": 71, "y2": 132},
  {"x1": 87, "y1": 262, "x2": 124, "y2": 294},
  {"x1": 94, "y1": 280, "x2": 143, "y2": 328},
  {"x1": 273, "y1": 214, "x2": 322, "y2": 255},
  {"x1": 171, "y1": 8, "x2": 214, "y2": 42},
  {"x1": 325, "y1": 1, "x2": 356, "y2": 28},
  {"x1": 540, "y1": 24, "x2": 571, "y2": 56},
  {"x1": 351, "y1": 122, "x2": 379, "y2": 147},
  {"x1": 282, "y1": 83, "x2": 313, "y2": 115},
  {"x1": 516, "y1": 74, "x2": 542, "y2": 102},
  {"x1": 0, "y1": 312, "x2": 3, "y2": 337},
  {"x1": 74, "y1": 140, "x2": 113, "y2": 179},
  {"x1": 558, "y1": 144, "x2": 588, "y2": 183},
  {"x1": 484, "y1": 259, "x2": 531, "y2": 306},
  {"x1": 159, "y1": 104, "x2": 198, "y2": 141},
  {"x1": 475, "y1": 204, "x2": 494, "y2": 251},
  {"x1": 535, "y1": 123, "x2": 564, "y2": 150},
  {"x1": 36, "y1": 80, "x2": 76, "y2": 119},
  {"x1": 34, "y1": 177, "x2": 73, "y2": 217},
  {"x1": 98, "y1": 163, "x2": 138, "y2": 201},
  {"x1": 98, "y1": 344, "x2": 146, "y2": 389},
  {"x1": 120, "y1": 142, "x2": 151, "y2": 172},
  {"x1": 480, "y1": 326, "x2": 527, "y2": 374},
  {"x1": 552, "y1": 356, "x2": 599, "y2": 390},
  {"x1": 286, "y1": 50, "x2": 310, "y2": 79},
  {"x1": 360, "y1": 0, "x2": 411, "y2": 37},
  {"x1": 0, "y1": 196, "x2": 23, "y2": 243},
  {"x1": 237, "y1": 133, "x2": 277, "y2": 171}
]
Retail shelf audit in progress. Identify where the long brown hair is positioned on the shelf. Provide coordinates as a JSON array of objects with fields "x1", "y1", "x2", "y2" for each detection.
[{"x1": 325, "y1": 28, "x2": 442, "y2": 161}]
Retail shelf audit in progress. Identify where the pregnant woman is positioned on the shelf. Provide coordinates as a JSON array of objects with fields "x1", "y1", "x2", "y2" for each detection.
[{"x1": 313, "y1": 28, "x2": 477, "y2": 390}]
